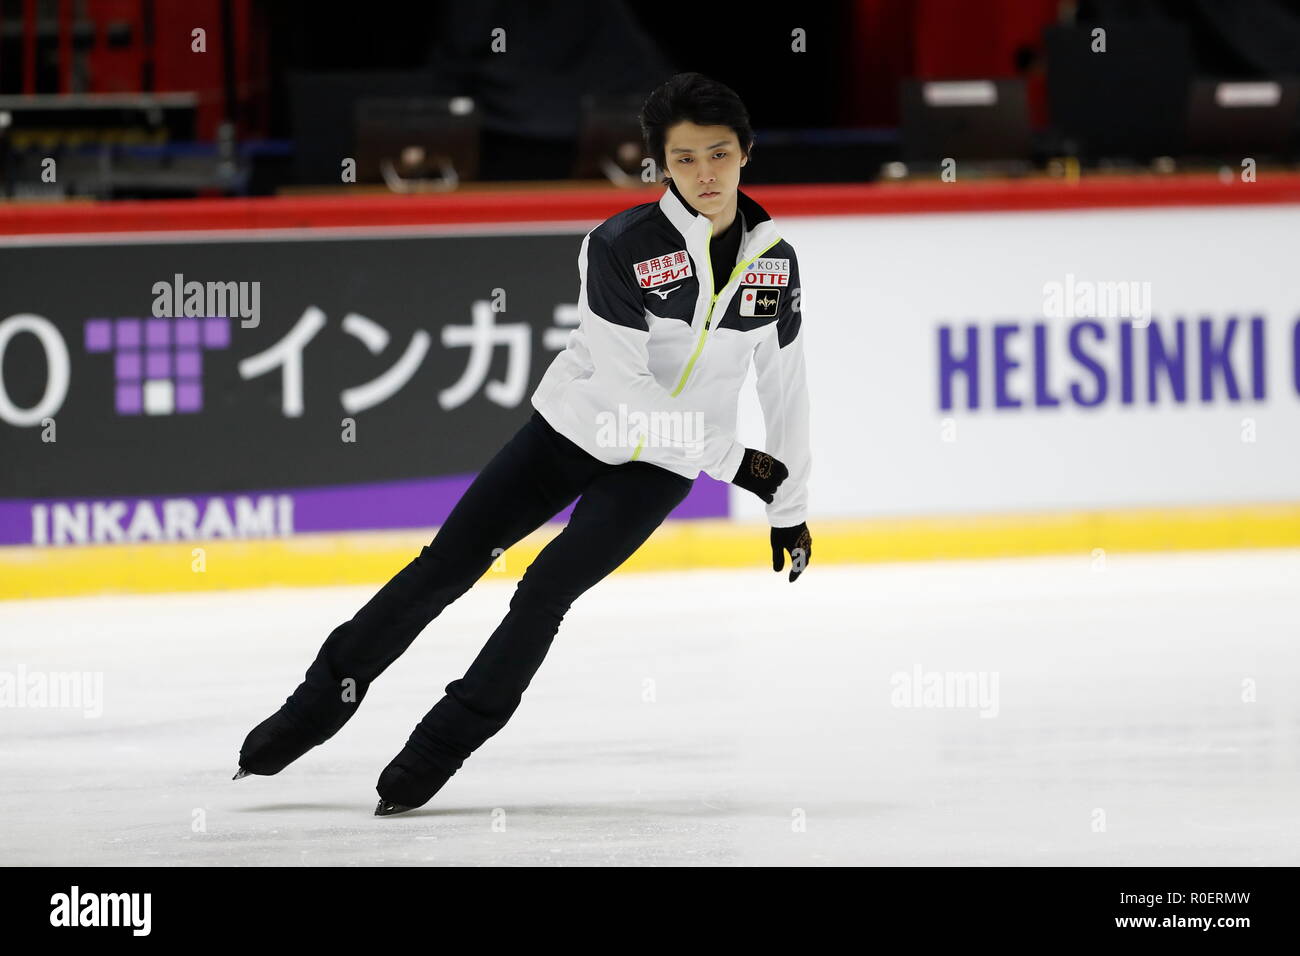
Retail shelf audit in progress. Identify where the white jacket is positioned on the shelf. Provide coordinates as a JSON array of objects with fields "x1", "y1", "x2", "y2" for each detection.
[{"x1": 530, "y1": 179, "x2": 811, "y2": 527}]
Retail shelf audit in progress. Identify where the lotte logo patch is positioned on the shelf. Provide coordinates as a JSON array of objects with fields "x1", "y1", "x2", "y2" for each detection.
[{"x1": 739, "y1": 288, "x2": 780, "y2": 318}]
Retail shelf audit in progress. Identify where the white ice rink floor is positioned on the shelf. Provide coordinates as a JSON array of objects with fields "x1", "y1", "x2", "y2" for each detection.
[{"x1": 2, "y1": 548, "x2": 1298, "y2": 866}]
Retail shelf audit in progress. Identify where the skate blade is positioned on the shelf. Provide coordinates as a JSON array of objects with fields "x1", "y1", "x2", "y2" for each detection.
[{"x1": 374, "y1": 798, "x2": 416, "y2": 817}]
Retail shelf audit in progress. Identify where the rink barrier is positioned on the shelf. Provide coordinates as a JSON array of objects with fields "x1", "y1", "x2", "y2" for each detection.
[
  {"x1": 3, "y1": 499, "x2": 1299, "y2": 600},
  {"x1": 4, "y1": 173, "x2": 1300, "y2": 237},
  {"x1": 7, "y1": 176, "x2": 1300, "y2": 599}
]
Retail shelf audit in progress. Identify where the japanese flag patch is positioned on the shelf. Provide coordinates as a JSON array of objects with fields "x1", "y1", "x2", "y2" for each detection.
[{"x1": 739, "y1": 287, "x2": 781, "y2": 317}]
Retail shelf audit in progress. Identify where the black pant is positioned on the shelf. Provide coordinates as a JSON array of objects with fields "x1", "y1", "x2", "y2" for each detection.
[{"x1": 288, "y1": 410, "x2": 694, "y2": 776}]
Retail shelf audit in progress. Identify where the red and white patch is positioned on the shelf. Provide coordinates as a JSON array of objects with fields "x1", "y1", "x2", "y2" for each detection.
[
  {"x1": 634, "y1": 250, "x2": 693, "y2": 288},
  {"x1": 740, "y1": 257, "x2": 791, "y2": 287}
]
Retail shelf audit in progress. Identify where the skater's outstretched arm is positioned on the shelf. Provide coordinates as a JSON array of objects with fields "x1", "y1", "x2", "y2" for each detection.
[{"x1": 753, "y1": 247, "x2": 813, "y2": 582}]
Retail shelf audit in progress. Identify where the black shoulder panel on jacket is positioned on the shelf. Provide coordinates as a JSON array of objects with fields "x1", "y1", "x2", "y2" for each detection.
[
  {"x1": 583, "y1": 226, "x2": 650, "y2": 332},
  {"x1": 591, "y1": 200, "x2": 661, "y2": 245},
  {"x1": 773, "y1": 240, "x2": 802, "y2": 349}
]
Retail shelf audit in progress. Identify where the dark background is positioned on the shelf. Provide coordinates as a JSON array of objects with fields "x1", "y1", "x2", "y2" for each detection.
[{"x1": 1, "y1": 230, "x2": 586, "y2": 496}]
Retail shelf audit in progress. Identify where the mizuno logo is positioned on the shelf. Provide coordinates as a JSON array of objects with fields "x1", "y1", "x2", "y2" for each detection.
[{"x1": 647, "y1": 285, "x2": 681, "y2": 300}]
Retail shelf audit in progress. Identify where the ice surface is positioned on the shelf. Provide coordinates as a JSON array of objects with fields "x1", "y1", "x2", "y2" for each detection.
[{"x1": 2, "y1": 548, "x2": 1297, "y2": 866}]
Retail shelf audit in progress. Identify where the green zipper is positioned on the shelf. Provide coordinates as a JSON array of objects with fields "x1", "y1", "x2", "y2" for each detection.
[
  {"x1": 670, "y1": 230, "x2": 782, "y2": 396},
  {"x1": 630, "y1": 226, "x2": 781, "y2": 462}
]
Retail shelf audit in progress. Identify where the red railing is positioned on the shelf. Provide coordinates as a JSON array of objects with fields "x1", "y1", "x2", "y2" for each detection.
[{"x1": 3, "y1": 175, "x2": 1300, "y2": 237}]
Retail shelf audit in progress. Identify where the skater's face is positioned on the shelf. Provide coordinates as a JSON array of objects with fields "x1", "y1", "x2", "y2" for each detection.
[{"x1": 663, "y1": 121, "x2": 749, "y2": 216}]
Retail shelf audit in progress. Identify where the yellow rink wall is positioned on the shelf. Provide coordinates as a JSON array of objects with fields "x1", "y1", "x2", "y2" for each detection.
[{"x1": 3, "y1": 500, "x2": 1300, "y2": 601}]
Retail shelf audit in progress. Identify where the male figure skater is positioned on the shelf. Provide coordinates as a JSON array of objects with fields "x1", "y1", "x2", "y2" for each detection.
[{"x1": 236, "y1": 72, "x2": 812, "y2": 815}]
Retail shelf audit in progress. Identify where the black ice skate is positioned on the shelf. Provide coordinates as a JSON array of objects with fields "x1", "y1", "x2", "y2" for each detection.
[
  {"x1": 235, "y1": 706, "x2": 326, "y2": 777},
  {"x1": 236, "y1": 683, "x2": 358, "y2": 777},
  {"x1": 373, "y1": 749, "x2": 455, "y2": 814}
]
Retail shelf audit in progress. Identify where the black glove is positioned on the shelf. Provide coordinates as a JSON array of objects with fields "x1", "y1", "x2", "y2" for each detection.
[
  {"x1": 771, "y1": 522, "x2": 812, "y2": 583},
  {"x1": 731, "y1": 448, "x2": 788, "y2": 504}
]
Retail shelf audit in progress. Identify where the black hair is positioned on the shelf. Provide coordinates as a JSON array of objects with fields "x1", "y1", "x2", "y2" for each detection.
[{"x1": 639, "y1": 72, "x2": 754, "y2": 177}]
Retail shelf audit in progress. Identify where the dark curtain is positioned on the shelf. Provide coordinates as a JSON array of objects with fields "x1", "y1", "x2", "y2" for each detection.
[
  {"x1": 427, "y1": 0, "x2": 673, "y2": 139},
  {"x1": 1079, "y1": 0, "x2": 1300, "y2": 76}
]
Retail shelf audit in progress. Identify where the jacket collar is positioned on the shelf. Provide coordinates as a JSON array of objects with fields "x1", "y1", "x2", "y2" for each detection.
[{"x1": 659, "y1": 178, "x2": 778, "y2": 258}]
